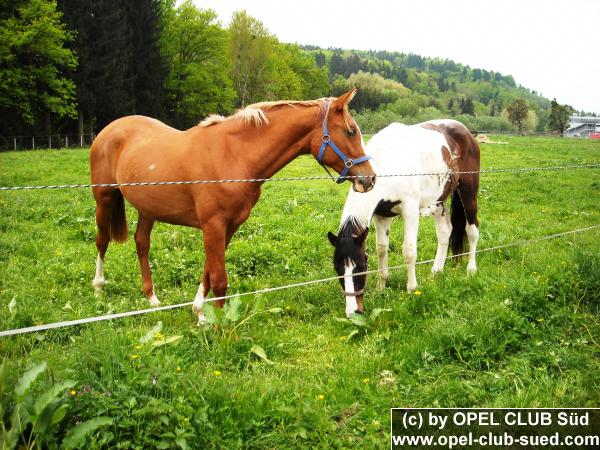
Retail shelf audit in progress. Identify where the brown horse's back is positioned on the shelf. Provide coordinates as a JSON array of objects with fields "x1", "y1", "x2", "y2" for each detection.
[
  {"x1": 90, "y1": 116, "x2": 181, "y2": 184},
  {"x1": 90, "y1": 116, "x2": 204, "y2": 227}
]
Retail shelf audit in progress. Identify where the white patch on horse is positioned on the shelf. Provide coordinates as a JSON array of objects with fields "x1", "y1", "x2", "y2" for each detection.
[
  {"x1": 466, "y1": 224, "x2": 479, "y2": 274},
  {"x1": 149, "y1": 293, "x2": 160, "y2": 307},
  {"x1": 92, "y1": 254, "x2": 105, "y2": 295},
  {"x1": 192, "y1": 283, "x2": 206, "y2": 324},
  {"x1": 148, "y1": 164, "x2": 156, "y2": 171},
  {"x1": 343, "y1": 260, "x2": 358, "y2": 318}
]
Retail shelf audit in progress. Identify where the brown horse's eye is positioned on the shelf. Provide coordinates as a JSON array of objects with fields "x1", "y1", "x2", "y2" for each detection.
[{"x1": 346, "y1": 128, "x2": 357, "y2": 137}]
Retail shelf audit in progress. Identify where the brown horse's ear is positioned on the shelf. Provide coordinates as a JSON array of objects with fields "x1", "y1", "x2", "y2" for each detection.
[
  {"x1": 333, "y1": 88, "x2": 358, "y2": 111},
  {"x1": 327, "y1": 231, "x2": 338, "y2": 246}
]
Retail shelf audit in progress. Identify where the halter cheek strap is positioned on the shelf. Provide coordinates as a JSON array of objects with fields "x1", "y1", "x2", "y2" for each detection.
[{"x1": 316, "y1": 100, "x2": 372, "y2": 184}]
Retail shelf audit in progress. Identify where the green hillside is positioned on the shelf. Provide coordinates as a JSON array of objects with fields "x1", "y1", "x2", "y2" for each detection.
[{"x1": 304, "y1": 46, "x2": 558, "y2": 133}]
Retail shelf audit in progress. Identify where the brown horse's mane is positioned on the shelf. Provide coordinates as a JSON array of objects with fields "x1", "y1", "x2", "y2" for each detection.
[{"x1": 199, "y1": 97, "x2": 354, "y2": 130}]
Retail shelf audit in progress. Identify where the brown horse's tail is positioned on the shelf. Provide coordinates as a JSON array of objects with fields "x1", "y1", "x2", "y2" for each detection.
[
  {"x1": 449, "y1": 190, "x2": 466, "y2": 258},
  {"x1": 110, "y1": 189, "x2": 128, "y2": 243}
]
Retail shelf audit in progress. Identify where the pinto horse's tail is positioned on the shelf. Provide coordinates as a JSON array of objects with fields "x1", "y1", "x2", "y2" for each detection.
[{"x1": 449, "y1": 190, "x2": 466, "y2": 258}]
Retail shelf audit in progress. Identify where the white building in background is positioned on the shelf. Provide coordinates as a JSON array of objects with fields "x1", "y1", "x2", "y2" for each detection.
[{"x1": 565, "y1": 116, "x2": 600, "y2": 138}]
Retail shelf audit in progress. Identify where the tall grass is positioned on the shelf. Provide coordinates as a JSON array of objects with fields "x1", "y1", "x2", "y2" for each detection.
[{"x1": 1, "y1": 136, "x2": 599, "y2": 448}]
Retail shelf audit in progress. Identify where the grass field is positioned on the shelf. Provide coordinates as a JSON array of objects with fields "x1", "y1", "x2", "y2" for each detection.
[{"x1": 1, "y1": 135, "x2": 600, "y2": 448}]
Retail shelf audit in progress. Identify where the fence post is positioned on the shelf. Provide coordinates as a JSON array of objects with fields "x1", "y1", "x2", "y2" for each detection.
[
  {"x1": 49, "y1": 135, "x2": 52, "y2": 149},
  {"x1": 13, "y1": 137, "x2": 17, "y2": 151},
  {"x1": 32, "y1": 136, "x2": 35, "y2": 149},
  {"x1": 66, "y1": 136, "x2": 69, "y2": 148},
  {"x1": 80, "y1": 134, "x2": 83, "y2": 147}
]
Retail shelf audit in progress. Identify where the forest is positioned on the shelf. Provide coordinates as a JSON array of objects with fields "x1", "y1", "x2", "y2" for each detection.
[{"x1": 0, "y1": 0, "x2": 580, "y2": 141}]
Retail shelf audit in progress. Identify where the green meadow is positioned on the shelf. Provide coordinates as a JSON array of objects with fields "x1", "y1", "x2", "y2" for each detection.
[{"x1": 1, "y1": 135, "x2": 599, "y2": 448}]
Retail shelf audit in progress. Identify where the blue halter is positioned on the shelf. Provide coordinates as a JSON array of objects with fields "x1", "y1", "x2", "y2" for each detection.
[{"x1": 316, "y1": 100, "x2": 372, "y2": 184}]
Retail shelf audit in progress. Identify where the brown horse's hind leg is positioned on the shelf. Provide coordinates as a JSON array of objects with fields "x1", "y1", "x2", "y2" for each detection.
[
  {"x1": 135, "y1": 214, "x2": 159, "y2": 306},
  {"x1": 92, "y1": 188, "x2": 118, "y2": 295}
]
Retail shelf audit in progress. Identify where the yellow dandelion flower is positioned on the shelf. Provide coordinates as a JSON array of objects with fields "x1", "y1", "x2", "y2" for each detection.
[
  {"x1": 70, "y1": 389, "x2": 77, "y2": 396},
  {"x1": 285, "y1": 306, "x2": 291, "y2": 311},
  {"x1": 134, "y1": 344, "x2": 142, "y2": 350},
  {"x1": 363, "y1": 378, "x2": 370, "y2": 384},
  {"x1": 213, "y1": 370, "x2": 222, "y2": 376},
  {"x1": 339, "y1": 336, "x2": 347, "y2": 341},
  {"x1": 414, "y1": 290, "x2": 422, "y2": 296},
  {"x1": 130, "y1": 354, "x2": 139, "y2": 360},
  {"x1": 318, "y1": 394, "x2": 325, "y2": 401},
  {"x1": 176, "y1": 366, "x2": 181, "y2": 373}
]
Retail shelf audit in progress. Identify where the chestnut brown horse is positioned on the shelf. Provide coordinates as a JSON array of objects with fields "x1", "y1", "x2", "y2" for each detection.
[{"x1": 90, "y1": 89, "x2": 375, "y2": 323}]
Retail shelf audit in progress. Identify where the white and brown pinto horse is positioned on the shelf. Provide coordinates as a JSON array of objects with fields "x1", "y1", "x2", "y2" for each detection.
[
  {"x1": 90, "y1": 89, "x2": 376, "y2": 323},
  {"x1": 328, "y1": 120, "x2": 480, "y2": 317}
]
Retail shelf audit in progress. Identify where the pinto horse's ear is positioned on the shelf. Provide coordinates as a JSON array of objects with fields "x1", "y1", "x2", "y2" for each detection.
[
  {"x1": 333, "y1": 88, "x2": 358, "y2": 111},
  {"x1": 353, "y1": 228, "x2": 369, "y2": 246},
  {"x1": 327, "y1": 231, "x2": 338, "y2": 246}
]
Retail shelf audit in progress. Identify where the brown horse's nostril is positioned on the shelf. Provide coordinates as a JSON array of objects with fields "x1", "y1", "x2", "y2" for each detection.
[{"x1": 361, "y1": 175, "x2": 375, "y2": 192}]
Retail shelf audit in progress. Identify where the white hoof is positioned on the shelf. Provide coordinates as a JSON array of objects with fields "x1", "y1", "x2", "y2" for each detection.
[
  {"x1": 196, "y1": 311, "x2": 206, "y2": 326},
  {"x1": 406, "y1": 283, "x2": 417, "y2": 293},
  {"x1": 467, "y1": 265, "x2": 477, "y2": 275},
  {"x1": 148, "y1": 294, "x2": 160, "y2": 307},
  {"x1": 92, "y1": 277, "x2": 105, "y2": 296},
  {"x1": 431, "y1": 265, "x2": 444, "y2": 275}
]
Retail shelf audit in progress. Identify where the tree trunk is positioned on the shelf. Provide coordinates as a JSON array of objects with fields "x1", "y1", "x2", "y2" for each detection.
[{"x1": 78, "y1": 110, "x2": 84, "y2": 136}]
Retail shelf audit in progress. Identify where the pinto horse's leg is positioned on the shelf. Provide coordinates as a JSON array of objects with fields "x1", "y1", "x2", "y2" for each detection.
[
  {"x1": 135, "y1": 214, "x2": 159, "y2": 306},
  {"x1": 402, "y1": 200, "x2": 420, "y2": 292},
  {"x1": 459, "y1": 184, "x2": 480, "y2": 275},
  {"x1": 431, "y1": 204, "x2": 452, "y2": 274},
  {"x1": 373, "y1": 215, "x2": 393, "y2": 290}
]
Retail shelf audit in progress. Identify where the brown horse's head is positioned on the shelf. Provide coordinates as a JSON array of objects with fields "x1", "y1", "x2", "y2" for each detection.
[{"x1": 311, "y1": 88, "x2": 376, "y2": 193}]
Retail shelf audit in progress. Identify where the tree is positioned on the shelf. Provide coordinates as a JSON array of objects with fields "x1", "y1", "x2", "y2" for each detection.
[
  {"x1": 59, "y1": 0, "x2": 168, "y2": 133},
  {"x1": 0, "y1": 0, "x2": 77, "y2": 135},
  {"x1": 281, "y1": 44, "x2": 329, "y2": 99},
  {"x1": 505, "y1": 98, "x2": 529, "y2": 133},
  {"x1": 228, "y1": 10, "x2": 275, "y2": 106},
  {"x1": 125, "y1": 0, "x2": 168, "y2": 119},
  {"x1": 548, "y1": 98, "x2": 571, "y2": 136},
  {"x1": 228, "y1": 11, "x2": 324, "y2": 106},
  {"x1": 161, "y1": 0, "x2": 234, "y2": 127}
]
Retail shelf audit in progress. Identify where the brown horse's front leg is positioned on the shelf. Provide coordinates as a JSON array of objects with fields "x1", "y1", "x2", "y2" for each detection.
[{"x1": 193, "y1": 219, "x2": 228, "y2": 323}]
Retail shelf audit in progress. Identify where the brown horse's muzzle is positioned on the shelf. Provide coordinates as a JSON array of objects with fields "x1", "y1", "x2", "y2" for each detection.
[{"x1": 352, "y1": 175, "x2": 376, "y2": 193}]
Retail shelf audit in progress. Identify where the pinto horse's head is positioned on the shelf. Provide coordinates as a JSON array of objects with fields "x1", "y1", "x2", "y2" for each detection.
[
  {"x1": 327, "y1": 220, "x2": 369, "y2": 317},
  {"x1": 311, "y1": 88, "x2": 376, "y2": 193}
]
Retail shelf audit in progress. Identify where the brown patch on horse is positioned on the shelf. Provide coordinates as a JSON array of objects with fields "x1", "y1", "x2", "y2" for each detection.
[{"x1": 421, "y1": 121, "x2": 481, "y2": 257}]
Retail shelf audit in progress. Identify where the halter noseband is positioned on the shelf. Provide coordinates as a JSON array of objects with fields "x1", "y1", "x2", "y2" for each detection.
[
  {"x1": 316, "y1": 99, "x2": 372, "y2": 184},
  {"x1": 343, "y1": 288, "x2": 365, "y2": 297}
]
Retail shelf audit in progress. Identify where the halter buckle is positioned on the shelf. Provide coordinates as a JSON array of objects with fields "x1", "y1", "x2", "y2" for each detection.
[
  {"x1": 344, "y1": 159, "x2": 354, "y2": 168},
  {"x1": 322, "y1": 135, "x2": 331, "y2": 143}
]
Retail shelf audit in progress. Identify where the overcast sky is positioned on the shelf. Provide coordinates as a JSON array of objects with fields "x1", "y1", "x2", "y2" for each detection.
[{"x1": 193, "y1": 0, "x2": 599, "y2": 114}]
